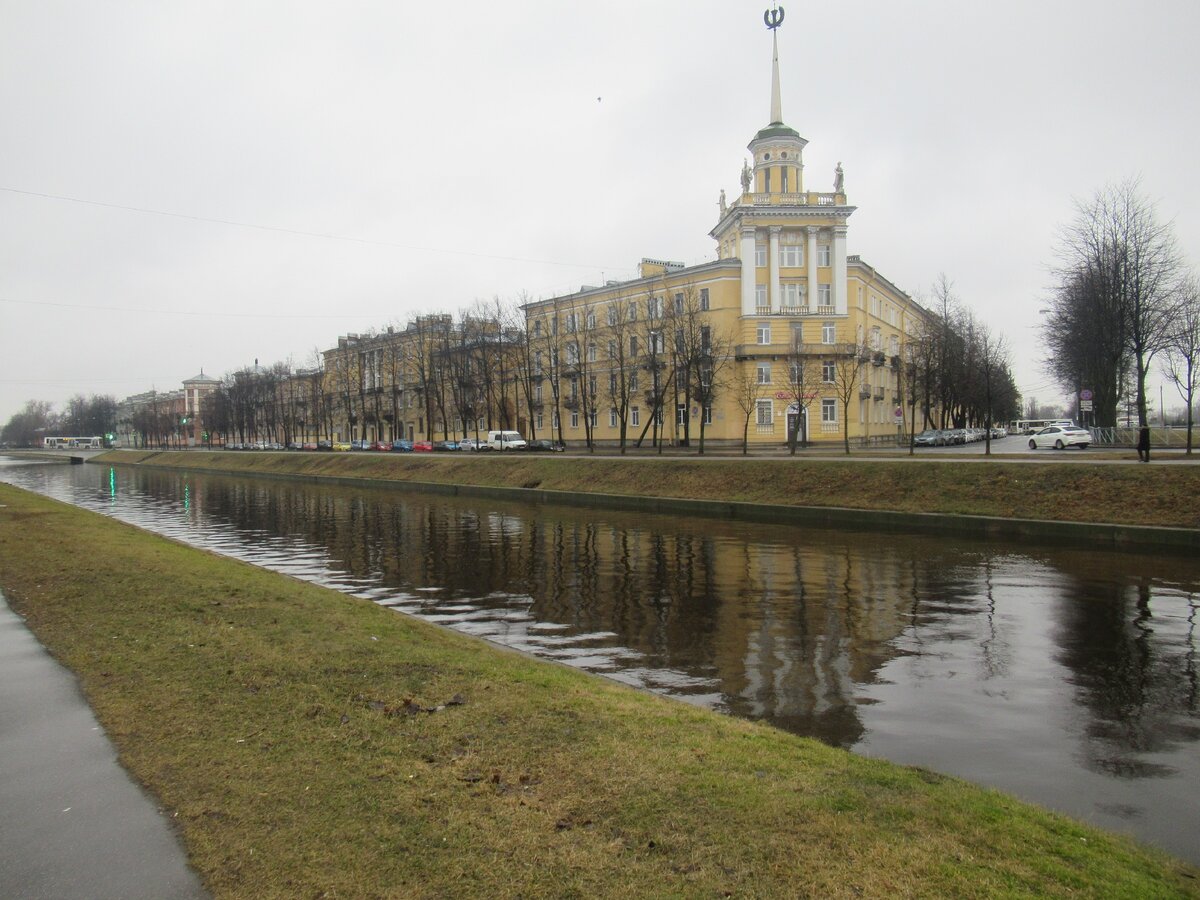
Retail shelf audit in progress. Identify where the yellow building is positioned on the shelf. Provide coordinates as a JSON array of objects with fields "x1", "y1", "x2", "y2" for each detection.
[{"x1": 522, "y1": 14, "x2": 934, "y2": 450}]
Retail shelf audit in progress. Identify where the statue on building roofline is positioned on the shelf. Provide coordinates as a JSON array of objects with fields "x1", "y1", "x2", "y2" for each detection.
[
  {"x1": 719, "y1": 188, "x2": 727, "y2": 215},
  {"x1": 834, "y1": 161, "x2": 844, "y2": 194},
  {"x1": 741, "y1": 159, "x2": 753, "y2": 193}
]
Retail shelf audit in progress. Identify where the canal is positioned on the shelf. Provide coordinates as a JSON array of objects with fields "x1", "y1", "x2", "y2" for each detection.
[{"x1": 2, "y1": 457, "x2": 1197, "y2": 864}]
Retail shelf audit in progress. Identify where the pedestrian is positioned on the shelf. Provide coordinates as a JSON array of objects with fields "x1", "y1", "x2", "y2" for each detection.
[{"x1": 1137, "y1": 425, "x2": 1151, "y2": 463}]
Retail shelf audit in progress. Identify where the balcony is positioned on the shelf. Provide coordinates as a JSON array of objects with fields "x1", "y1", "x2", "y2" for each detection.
[
  {"x1": 873, "y1": 388, "x2": 885, "y2": 400},
  {"x1": 751, "y1": 305, "x2": 843, "y2": 318},
  {"x1": 733, "y1": 191, "x2": 845, "y2": 209},
  {"x1": 858, "y1": 387, "x2": 872, "y2": 399}
]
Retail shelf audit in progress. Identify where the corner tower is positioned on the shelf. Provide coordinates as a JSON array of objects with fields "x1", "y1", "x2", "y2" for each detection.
[{"x1": 711, "y1": 6, "x2": 854, "y2": 317}]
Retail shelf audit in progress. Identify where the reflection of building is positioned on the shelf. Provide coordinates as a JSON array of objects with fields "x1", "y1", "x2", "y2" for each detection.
[{"x1": 520, "y1": 18, "x2": 933, "y2": 447}]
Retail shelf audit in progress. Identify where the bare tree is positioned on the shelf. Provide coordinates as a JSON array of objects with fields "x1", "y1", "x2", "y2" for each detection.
[
  {"x1": 1163, "y1": 274, "x2": 1200, "y2": 453},
  {"x1": 782, "y1": 332, "x2": 821, "y2": 454},
  {"x1": 827, "y1": 340, "x2": 869, "y2": 454},
  {"x1": 1053, "y1": 179, "x2": 1183, "y2": 430},
  {"x1": 732, "y1": 364, "x2": 763, "y2": 456}
]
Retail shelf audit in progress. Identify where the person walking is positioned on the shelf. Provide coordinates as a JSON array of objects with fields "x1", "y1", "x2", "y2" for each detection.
[{"x1": 1137, "y1": 425, "x2": 1151, "y2": 463}]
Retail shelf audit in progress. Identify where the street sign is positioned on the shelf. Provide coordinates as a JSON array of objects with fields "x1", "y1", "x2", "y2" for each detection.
[
  {"x1": 1080, "y1": 399, "x2": 1093, "y2": 411},
  {"x1": 1079, "y1": 389, "x2": 1093, "y2": 401}
]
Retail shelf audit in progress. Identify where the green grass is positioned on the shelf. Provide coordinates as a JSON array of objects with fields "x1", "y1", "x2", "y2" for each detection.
[
  {"x1": 1, "y1": 484, "x2": 1196, "y2": 898},
  {"x1": 96, "y1": 448, "x2": 1200, "y2": 528}
]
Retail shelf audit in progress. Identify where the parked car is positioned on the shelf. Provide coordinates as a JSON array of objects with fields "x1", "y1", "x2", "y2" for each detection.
[
  {"x1": 989, "y1": 427, "x2": 1007, "y2": 440},
  {"x1": 433, "y1": 440, "x2": 462, "y2": 452},
  {"x1": 412, "y1": 440, "x2": 434, "y2": 452},
  {"x1": 1028, "y1": 425, "x2": 1090, "y2": 450},
  {"x1": 368, "y1": 440, "x2": 391, "y2": 451},
  {"x1": 332, "y1": 441, "x2": 353, "y2": 452},
  {"x1": 390, "y1": 439, "x2": 414, "y2": 452},
  {"x1": 913, "y1": 429, "x2": 943, "y2": 447},
  {"x1": 349, "y1": 439, "x2": 371, "y2": 451},
  {"x1": 316, "y1": 440, "x2": 333, "y2": 451},
  {"x1": 526, "y1": 439, "x2": 565, "y2": 452},
  {"x1": 301, "y1": 442, "x2": 318, "y2": 451},
  {"x1": 459, "y1": 437, "x2": 490, "y2": 451}
]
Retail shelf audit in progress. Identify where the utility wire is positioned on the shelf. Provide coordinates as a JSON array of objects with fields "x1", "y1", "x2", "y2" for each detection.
[
  {"x1": 0, "y1": 186, "x2": 625, "y2": 272},
  {"x1": 0, "y1": 295, "x2": 376, "y2": 320}
]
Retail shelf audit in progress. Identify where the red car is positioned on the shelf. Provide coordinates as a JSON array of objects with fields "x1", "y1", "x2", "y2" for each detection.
[
  {"x1": 412, "y1": 440, "x2": 434, "y2": 452},
  {"x1": 368, "y1": 441, "x2": 391, "y2": 451}
]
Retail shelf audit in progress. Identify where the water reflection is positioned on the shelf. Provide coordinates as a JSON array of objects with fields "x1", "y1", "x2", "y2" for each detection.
[{"x1": 1, "y1": 457, "x2": 1198, "y2": 864}]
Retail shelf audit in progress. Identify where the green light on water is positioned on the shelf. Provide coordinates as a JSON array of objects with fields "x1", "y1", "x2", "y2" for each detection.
[
  {"x1": 183, "y1": 483, "x2": 190, "y2": 511},
  {"x1": 108, "y1": 468, "x2": 116, "y2": 499}
]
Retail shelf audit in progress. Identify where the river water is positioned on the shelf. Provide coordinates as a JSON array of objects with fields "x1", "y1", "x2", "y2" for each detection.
[{"x1": 2, "y1": 457, "x2": 1197, "y2": 864}]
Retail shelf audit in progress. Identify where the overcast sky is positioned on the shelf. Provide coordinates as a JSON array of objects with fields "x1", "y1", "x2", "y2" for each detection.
[{"x1": 3, "y1": 0, "x2": 1198, "y2": 425}]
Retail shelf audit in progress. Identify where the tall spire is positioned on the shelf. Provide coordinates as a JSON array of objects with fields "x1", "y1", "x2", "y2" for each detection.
[
  {"x1": 765, "y1": 5, "x2": 785, "y2": 125},
  {"x1": 770, "y1": 29, "x2": 782, "y2": 124}
]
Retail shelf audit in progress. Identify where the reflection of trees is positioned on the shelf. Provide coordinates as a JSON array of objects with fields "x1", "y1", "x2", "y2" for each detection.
[
  {"x1": 152, "y1": 471, "x2": 1199, "y2": 770},
  {"x1": 1050, "y1": 559, "x2": 1200, "y2": 779}
]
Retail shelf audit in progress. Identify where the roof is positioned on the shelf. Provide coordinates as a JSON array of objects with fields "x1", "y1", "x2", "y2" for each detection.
[
  {"x1": 183, "y1": 372, "x2": 220, "y2": 384},
  {"x1": 751, "y1": 122, "x2": 802, "y2": 142}
]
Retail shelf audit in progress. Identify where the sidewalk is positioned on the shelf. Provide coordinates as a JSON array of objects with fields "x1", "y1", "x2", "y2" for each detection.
[{"x1": 0, "y1": 591, "x2": 207, "y2": 899}]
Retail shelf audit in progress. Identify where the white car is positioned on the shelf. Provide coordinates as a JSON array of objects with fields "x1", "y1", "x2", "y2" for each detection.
[{"x1": 1028, "y1": 425, "x2": 1090, "y2": 450}]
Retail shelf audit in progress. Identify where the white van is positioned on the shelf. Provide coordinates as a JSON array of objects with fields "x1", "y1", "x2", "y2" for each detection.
[{"x1": 487, "y1": 430, "x2": 527, "y2": 451}]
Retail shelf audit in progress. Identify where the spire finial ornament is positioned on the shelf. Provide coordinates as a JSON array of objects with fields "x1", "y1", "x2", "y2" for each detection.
[{"x1": 764, "y1": 6, "x2": 785, "y2": 125}]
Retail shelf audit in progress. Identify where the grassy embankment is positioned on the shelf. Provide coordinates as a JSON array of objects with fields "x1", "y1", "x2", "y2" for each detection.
[
  {"x1": 97, "y1": 449, "x2": 1199, "y2": 529},
  {"x1": 1, "y1": 484, "x2": 1196, "y2": 898}
]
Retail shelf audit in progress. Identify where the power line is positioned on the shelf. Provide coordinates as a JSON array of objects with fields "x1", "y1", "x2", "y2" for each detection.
[
  {"x1": 0, "y1": 295, "x2": 375, "y2": 320},
  {"x1": 0, "y1": 186, "x2": 624, "y2": 272}
]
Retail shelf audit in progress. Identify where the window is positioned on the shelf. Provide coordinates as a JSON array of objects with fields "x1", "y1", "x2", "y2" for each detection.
[
  {"x1": 649, "y1": 331, "x2": 664, "y2": 354},
  {"x1": 869, "y1": 295, "x2": 881, "y2": 317},
  {"x1": 789, "y1": 363, "x2": 802, "y2": 384},
  {"x1": 534, "y1": 382, "x2": 543, "y2": 403},
  {"x1": 818, "y1": 284, "x2": 831, "y2": 307},
  {"x1": 699, "y1": 288, "x2": 710, "y2": 311},
  {"x1": 822, "y1": 398, "x2": 837, "y2": 423},
  {"x1": 870, "y1": 326, "x2": 881, "y2": 350},
  {"x1": 781, "y1": 167, "x2": 789, "y2": 193},
  {"x1": 630, "y1": 370, "x2": 639, "y2": 391},
  {"x1": 755, "y1": 284, "x2": 768, "y2": 309},
  {"x1": 608, "y1": 340, "x2": 617, "y2": 359},
  {"x1": 590, "y1": 410, "x2": 597, "y2": 427},
  {"x1": 630, "y1": 335, "x2": 639, "y2": 357},
  {"x1": 677, "y1": 403, "x2": 687, "y2": 426},
  {"x1": 781, "y1": 244, "x2": 803, "y2": 267},
  {"x1": 588, "y1": 343, "x2": 597, "y2": 363},
  {"x1": 756, "y1": 363, "x2": 772, "y2": 384},
  {"x1": 565, "y1": 312, "x2": 577, "y2": 333},
  {"x1": 533, "y1": 319, "x2": 542, "y2": 338},
  {"x1": 756, "y1": 399, "x2": 773, "y2": 426},
  {"x1": 588, "y1": 374, "x2": 597, "y2": 396},
  {"x1": 782, "y1": 282, "x2": 803, "y2": 308},
  {"x1": 566, "y1": 342, "x2": 579, "y2": 365},
  {"x1": 587, "y1": 311, "x2": 596, "y2": 330},
  {"x1": 818, "y1": 244, "x2": 831, "y2": 267},
  {"x1": 569, "y1": 376, "x2": 578, "y2": 400},
  {"x1": 700, "y1": 366, "x2": 713, "y2": 388},
  {"x1": 701, "y1": 325, "x2": 711, "y2": 353},
  {"x1": 609, "y1": 408, "x2": 618, "y2": 427},
  {"x1": 607, "y1": 305, "x2": 618, "y2": 326},
  {"x1": 822, "y1": 360, "x2": 836, "y2": 383},
  {"x1": 631, "y1": 406, "x2": 640, "y2": 427},
  {"x1": 822, "y1": 321, "x2": 836, "y2": 344},
  {"x1": 647, "y1": 295, "x2": 662, "y2": 318},
  {"x1": 609, "y1": 372, "x2": 618, "y2": 394},
  {"x1": 757, "y1": 321, "x2": 771, "y2": 344},
  {"x1": 536, "y1": 412, "x2": 544, "y2": 429},
  {"x1": 674, "y1": 293, "x2": 684, "y2": 314},
  {"x1": 755, "y1": 244, "x2": 767, "y2": 267},
  {"x1": 703, "y1": 406, "x2": 713, "y2": 425},
  {"x1": 628, "y1": 301, "x2": 638, "y2": 322},
  {"x1": 570, "y1": 411, "x2": 579, "y2": 428},
  {"x1": 674, "y1": 329, "x2": 684, "y2": 354},
  {"x1": 552, "y1": 412, "x2": 559, "y2": 429},
  {"x1": 889, "y1": 335, "x2": 900, "y2": 357}
]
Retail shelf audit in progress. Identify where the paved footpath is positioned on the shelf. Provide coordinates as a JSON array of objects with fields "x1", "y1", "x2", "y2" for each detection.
[{"x1": 0, "y1": 591, "x2": 207, "y2": 899}]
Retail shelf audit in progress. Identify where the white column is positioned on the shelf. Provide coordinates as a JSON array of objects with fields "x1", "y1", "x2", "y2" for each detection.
[
  {"x1": 740, "y1": 225, "x2": 757, "y2": 316},
  {"x1": 833, "y1": 225, "x2": 848, "y2": 315},
  {"x1": 805, "y1": 226, "x2": 818, "y2": 311},
  {"x1": 768, "y1": 226, "x2": 781, "y2": 313}
]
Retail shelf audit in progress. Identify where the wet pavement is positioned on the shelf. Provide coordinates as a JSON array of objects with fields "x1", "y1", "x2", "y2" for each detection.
[{"x1": 0, "y1": 590, "x2": 207, "y2": 899}]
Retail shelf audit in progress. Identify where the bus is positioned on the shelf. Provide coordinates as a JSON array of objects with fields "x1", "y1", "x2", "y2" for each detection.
[
  {"x1": 1007, "y1": 419, "x2": 1052, "y2": 436},
  {"x1": 43, "y1": 436, "x2": 103, "y2": 449}
]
